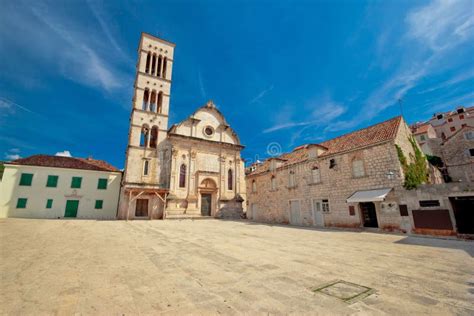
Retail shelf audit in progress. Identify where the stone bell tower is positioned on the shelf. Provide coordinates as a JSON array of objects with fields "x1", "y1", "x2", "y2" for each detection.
[{"x1": 118, "y1": 33, "x2": 175, "y2": 219}]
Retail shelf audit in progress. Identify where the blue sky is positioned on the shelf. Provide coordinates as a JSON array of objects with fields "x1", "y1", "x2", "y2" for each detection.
[{"x1": 1, "y1": 0, "x2": 473, "y2": 168}]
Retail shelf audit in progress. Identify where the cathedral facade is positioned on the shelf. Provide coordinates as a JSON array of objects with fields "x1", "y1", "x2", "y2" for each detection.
[{"x1": 118, "y1": 33, "x2": 246, "y2": 220}]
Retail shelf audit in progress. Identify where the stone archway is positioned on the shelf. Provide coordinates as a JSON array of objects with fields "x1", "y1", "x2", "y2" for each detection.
[{"x1": 199, "y1": 178, "x2": 217, "y2": 216}]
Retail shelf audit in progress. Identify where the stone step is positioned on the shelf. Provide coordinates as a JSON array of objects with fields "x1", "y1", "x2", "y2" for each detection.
[{"x1": 164, "y1": 214, "x2": 213, "y2": 220}]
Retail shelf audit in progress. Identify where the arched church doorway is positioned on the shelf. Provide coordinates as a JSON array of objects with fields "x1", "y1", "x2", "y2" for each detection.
[{"x1": 199, "y1": 178, "x2": 217, "y2": 216}]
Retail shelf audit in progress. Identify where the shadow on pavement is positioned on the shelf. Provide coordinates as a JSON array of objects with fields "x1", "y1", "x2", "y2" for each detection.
[{"x1": 395, "y1": 236, "x2": 474, "y2": 257}]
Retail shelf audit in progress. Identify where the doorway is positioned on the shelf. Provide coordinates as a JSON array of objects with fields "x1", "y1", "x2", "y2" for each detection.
[
  {"x1": 450, "y1": 196, "x2": 474, "y2": 234},
  {"x1": 135, "y1": 199, "x2": 149, "y2": 217},
  {"x1": 312, "y1": 199, "x2": 325, "y2": 227},
  {"x1": 201, "y1": 194, "x2": 212, "y2": 216},
  {"x1": 289, "y1": 200, "x2": 301, "y2": 225},
  {"x1": 360, "y1": 202, "x2": 378, "y2": 228},
  {"x1": 64, "y1": 200, "x2": 79, "y2": 218}
]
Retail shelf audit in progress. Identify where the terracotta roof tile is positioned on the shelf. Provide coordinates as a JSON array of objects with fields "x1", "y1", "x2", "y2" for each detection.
[
  {"x1": 7, "y1": 155, "x2": 120, "y2": 172},
  {"x1": 248, "y1": 116, "x2": 402, "y2": 176}
]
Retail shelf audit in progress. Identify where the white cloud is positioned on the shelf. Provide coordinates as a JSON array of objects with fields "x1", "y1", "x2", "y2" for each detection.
[
  {"x1": 5, "y1": 154, "x2": 21, "y2": 161},
  {"x1": 198, "y1": 70, "x2": 206, "y2": 98},
  {"x1": 55, "y1": 150, "x2": 72, "y2": 157},
  {"x1": 9, "y1": 148, "x2": 20, "y2": 153},
  {"x1": 263, "y1": 100, "x2": 346, "y2": 134}
]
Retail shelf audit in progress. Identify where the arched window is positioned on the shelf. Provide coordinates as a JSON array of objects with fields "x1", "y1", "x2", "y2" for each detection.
[
  {"x1": 271, "y1": 175, "x2": 277, "y2": 190},
  {"x1": 145, "y1": 52, "x2": 151, "y2": 73},
  {"x1": 179, "y1": 164, "x2": 186, "y2": 188},
  {"x1": 150, "y1": 126, "x2": 158, "y2": 148},
  {"x1": 157, "y1": 92, "x2": 163, "y2": 113},
  {"x1": 162, "y1": 57, "x2": 167, "y2": 79},
  {"x1": 228, "y1": 169, "x2": 233, "y2": 191},
  {"x1": 311, "y1": 166, "x2": 321, "y2": 183},
  {"x1": 149, "y1": 91, "x2": 156, "y2": 112},
  {"x1": 157, "y1": 55, "x2": 163, "y2": 77},
  {"x1": 143, "y1": 160, "x2": 149, "y2": 176},
  {"x1": 352, "y1": 159, "x2": 365, "y2": 178},
  {"x1": 252, "y1": 180, "x2": 256, "y2": 193},
  {"x1": 142, "y1": 89, "x2": 149, "y2": 110},
  {"x1": 151, "y1": 54, "x2": 156, "y2": 75},
  {"x1": 140, "y1": 125, "x2": 149, "y2": 147}
]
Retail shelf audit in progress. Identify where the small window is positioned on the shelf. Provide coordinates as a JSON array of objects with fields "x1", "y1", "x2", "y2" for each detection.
[
  {"x1": 450, "y1": 126, "x2": 456, "y2": 132},
  {"x1": 420, "y1": 135, "x2": 426, "y2": 141},
  {"x1": 46, "y1": 175, "x2": 58, "y2": 187},
  {"x1": 399, "y1": 204, "x2": 408, "y2": 216},
  {"x1": 436, "y1": 114, "x2": 443, "y2": 120},
  {"x1": 71, "y1": 177, "x2": 82, "y2": 189},
  {"x1": 143, "y1": 160, "x2": 149, "y2": 176},
  {"x1": 311, "y1": 167, "x2": 321, "y2": 183},
  {"x1": 46, "y1": 199, "x2": 53, "y2": 209},
  {"x1": 447, "y1": 118, "x2": 453, "y2": 123},
  {"x1": 19, "y1": 173, "x2": 33, "y2": 186},
  {"x1": 457, "y1": 108, "x2": 465, "y2": 114},
  {"x1": 322, "y1": 199, "x2": 330, "y2": 213},
  {"x1": 16, "y1": 198, "x2": 27, "y2": 209},
  {"x1": 352, "y1": 159, "x2": 365, "y2": 178},
  {"x1": 95, "y1": 200, "x2": 103, "y2": 209},
  {"x1": 462, "y1": 124, "x2": 467, "y2": 128},
  {"x1": 469, "y1": 148, "x2": 474, "y2": 157},
  {"x1": 329, "y1": 159, "x2": 336, "y2": 169},
  {"x1": 97, "y1": 178, "x2": 108, "y2": 190},
  {"x1": 459, "y1": 114, "x2": 465, "y2": 120},
  {"x1": 419, "y1": 200, "x2": 440, "y2": 207}
]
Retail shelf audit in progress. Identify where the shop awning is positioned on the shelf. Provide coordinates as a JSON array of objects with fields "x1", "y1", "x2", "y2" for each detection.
[{"x1": 346, "y1": 188, "x2": 392, "y2": 203}]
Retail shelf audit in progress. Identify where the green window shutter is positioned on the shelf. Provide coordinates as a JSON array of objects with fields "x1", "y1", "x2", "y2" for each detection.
[
  {"x1": 97, "y1": 178, "x2": 108, "y2": 190},
  {"x1": 71, "y1": 177, "x2": 82, "y2": 189},
  {"x1": 16, "y1": 198, "x2": 27, "y2": 208},
  {"x1": 46, "y1": 199, "x2": 53, "y2": 209},
  {"x1": 46, "y1": 175, "x2": 58, "y2": 187},
  {"x1": 95, "y1": 200, "x2": 103, "y2": 209},
  {"x1": 19, "y1": 173, "x2": 33, "y2": 186}
]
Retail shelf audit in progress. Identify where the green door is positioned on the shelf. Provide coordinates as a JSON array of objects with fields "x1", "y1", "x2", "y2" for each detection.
[{"x1": 64, "y1": 200, "x2": 79, "y2": 218}]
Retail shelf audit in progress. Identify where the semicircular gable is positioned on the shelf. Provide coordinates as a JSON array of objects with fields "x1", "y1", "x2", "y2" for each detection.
[{"x1": 169, "y1": 101, "x2": 241, "y2": 145}]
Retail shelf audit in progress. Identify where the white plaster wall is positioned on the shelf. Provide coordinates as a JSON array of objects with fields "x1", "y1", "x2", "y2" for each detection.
[{"x1": 0, "y1": 165, "x2": 121, "y2": 219}]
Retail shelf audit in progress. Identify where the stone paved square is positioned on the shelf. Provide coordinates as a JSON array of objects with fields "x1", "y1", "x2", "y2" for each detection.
[{"x1": 1, "y1": 218, "x2": 473, "y2": 315}]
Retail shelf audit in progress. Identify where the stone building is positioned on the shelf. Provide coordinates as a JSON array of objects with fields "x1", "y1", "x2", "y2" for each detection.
[
  {"x1": 411, "y1": 123, "x2": 440, "y2": 156},
  {"x1": 245, "y1": 116, "x2": 435, "y2": 232},
  {"x1": 438, "y1": 125, "x2": 474, "y2": 182},
  {"x1": 421, "y1": 106, "x2": 474, "y2": 140},
  {"x1": 118, "y1": 33, "x2": 245, "y2": 219},
  {"x1": 165, "y1": 101, "x2": 246, "y2": 219}
]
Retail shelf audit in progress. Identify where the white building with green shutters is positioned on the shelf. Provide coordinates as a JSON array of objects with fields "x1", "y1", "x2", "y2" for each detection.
[{"x1": 0, "y1": 155, "x2": 122, "y2": 219}]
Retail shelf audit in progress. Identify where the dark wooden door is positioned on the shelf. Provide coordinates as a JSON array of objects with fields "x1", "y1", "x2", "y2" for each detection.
[
  {"x1": 360, "y1": 202, "x2": 378, "y2": 228},
  {"x1": 201, "y1": 194, "x2": 212, "y2": 216},
  {"x1": 135, "y1": 199, "x2": 149, "y2": 217},
  {"x1": 64, "y1": 200, "x2": 79, "y2": 217}
]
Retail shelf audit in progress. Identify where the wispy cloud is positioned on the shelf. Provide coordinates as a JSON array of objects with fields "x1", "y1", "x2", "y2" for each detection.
[
  {"x1": 263, "y1": 100, "x2": 346, "y2": 134},
  {"x1": 418, "y1": 68, "x2": 474, "y2": 94},
  {"x1": 0, "y1": 2, "x2": 129, "y2": 93},
  {"x1": 85, "y1": 0, "x2": 131, "y2": 63},
  {"x1": 330, "y1": 0, "x2": 474, "y2": 132},
  {"x1": 250, "y1": 85, "x2": 274, "y2": 104}
]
